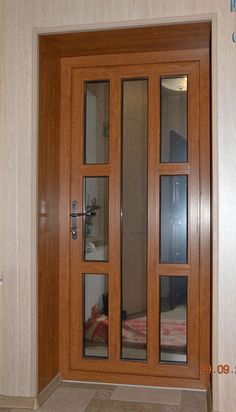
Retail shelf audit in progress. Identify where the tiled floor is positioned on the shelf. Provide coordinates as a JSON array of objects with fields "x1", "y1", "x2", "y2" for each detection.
[{"x1": 0, "y1": 381, "x2": 209, "y2": 412}]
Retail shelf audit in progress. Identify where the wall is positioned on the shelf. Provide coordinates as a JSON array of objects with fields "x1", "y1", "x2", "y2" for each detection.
[
  {"x1": 0, "y1": 0, "x2": 4, "y2": 395},
  {"x1": 0, "y1": 1, "x2": 236, "y2": 411}
]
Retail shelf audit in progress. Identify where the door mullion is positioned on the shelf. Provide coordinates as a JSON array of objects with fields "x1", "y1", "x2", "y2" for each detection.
[
  {"x1": 70, "y1": 72, "x2": 85, "y2": 366},
  {"x1": 186, "y1": 64, "x2": 200, "y2": 374},
  {"x1": 108, "y1": 75, "x2": 121, "y2": 363},
  {"x1": 147, "y1": 73, "x2": 160, "y2": 366}
]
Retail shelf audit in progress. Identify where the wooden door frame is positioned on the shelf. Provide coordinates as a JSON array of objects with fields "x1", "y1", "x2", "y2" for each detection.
[{"x1": 38, "y1": 22, "x2": 211, "y2": 391}]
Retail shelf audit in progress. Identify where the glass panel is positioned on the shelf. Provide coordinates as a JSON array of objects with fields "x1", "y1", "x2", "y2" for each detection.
[
  {"x1": 85, "y1": 81, "x2": 109, "y2": 164},
  {"x1": 160, "y1": 276, "x2": 187, "y2": 363},
  {"x1": 161, "y1": 76, "x2": 188, "y2": 163},
  {"x1": 84, "y1": 177, "x2": 109, "y2": 261},
  {"x1": 160, "y1": 176, "x2": 187, "y2": 264},
  {"x1": 121, "y1": 79, "x2": 148, "y2": 361},
  {"x1": 83, "y1": 274, "x2": 109, "y2": 358}
]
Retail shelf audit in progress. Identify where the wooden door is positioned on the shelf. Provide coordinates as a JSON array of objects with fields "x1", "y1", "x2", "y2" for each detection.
[{"x1": 59, "y1": 51, "x2": 210, "y2": 389}]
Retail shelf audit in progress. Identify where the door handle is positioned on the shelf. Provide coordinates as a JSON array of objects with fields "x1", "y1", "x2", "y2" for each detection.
[
  {"x1": 70, "y1": 200, "x2": 97, "y2": 240},
  {"x1": 70, "y1": 227, "x2": 77, "y2": 238},
  {"x1": 70, "y1": 211, "x2": 96, "y2": 218}
]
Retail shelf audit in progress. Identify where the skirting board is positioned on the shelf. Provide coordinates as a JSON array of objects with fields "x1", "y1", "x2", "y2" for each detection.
[
  {"x1": 207, "y1": 386, "x2": 212, "y2": 412},
  {"x1": 0, "y1": 373, "x2": 62, "y2": 410},
  {"x1": 37, "y1": 373, "x2": 62, "y2": 408},
  {"x1": 0, "y1": 394, "x2": 37, "y2": 410}
]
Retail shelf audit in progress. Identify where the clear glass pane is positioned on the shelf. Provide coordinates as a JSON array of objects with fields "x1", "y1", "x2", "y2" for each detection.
[
  {"x1": 83, "y1": 274, "x2": 108, "y2": 358},
  {"x1": 161, "y1": 76, "x2": 188, "y2": 163},
  {"x1": 84, "y1": 177, "x2": 109, "y2": 261},
  {"x1": 160, "y1": 276, "x2": 187, "y2": 363},
  {"x1": 160, "y1": 176, "x2": 187, "y2": 264},
  {"x1": 85, "y1": 81, "x2": 109, "y2": 164},
  {"x1": 121, "y1": 79, "x2": 148, "y2": 361}
]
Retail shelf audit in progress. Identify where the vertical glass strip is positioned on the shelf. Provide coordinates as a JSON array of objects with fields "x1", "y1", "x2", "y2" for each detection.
[
  {"x1": 121, "y1": 79, "x2": 148, "y2": 361},
  {"x1": 160, "y1": 175, "x2": 188, "y2": 264},
  {"x1": 84, "y1": 177, "x2": 109, "y2": 261},
  {"x1": 160, "y1": 276, "x2": 187, "y2": 363},
  {"x1": 161, "y1": 76, "x2": 188, "y2": 163},
  {"x1": 83, "y1": 274, "x2": 109, "y2": 358},
  {"x1": 84, "y1": 81, "x2": 109, "y2": 164}
]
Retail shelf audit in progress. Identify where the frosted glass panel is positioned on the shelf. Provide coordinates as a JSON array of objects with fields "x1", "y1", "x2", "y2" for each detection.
[
  {"x1": 160, "y1": 176, "x2": 187, "y2": 264},
  {"x1": 160, "y1": 276, "x2": 187, "y2": 363},
  {"x1": 85, "y1": 81, "x2": 109, "y2": 164},
  {"x1": 161, "y1": 76, "x2": 188, "y2": 163},
  {"x1": 84, "y1": 177, "x2": 109, "y2": 261},
  {"x1": 83, "y1": 274, "x2": 108, "y2": 358},
  {"x1": 121, "y1": 79, "x2": 147, "y2": 361}
]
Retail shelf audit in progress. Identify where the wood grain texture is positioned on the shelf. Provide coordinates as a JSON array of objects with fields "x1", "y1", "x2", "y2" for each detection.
[
  {"x1": 62, "y1": 368, "x2": 207, "y2": 390},
  {"x1": 59, "y1": 43, "x2": 210, "y2": 389},
  {"x1": 40, "y1": 22, "x2": 211, "y2": 57},
  {"x1": 59, "y1": 62, "x2": 72, "y2": 379},
  {"x1": 38, "y1": 38, "x2": 60, "y2": 392},
  {"x1": 0, "y1": 2, "x2": 235, "y2": 412}
]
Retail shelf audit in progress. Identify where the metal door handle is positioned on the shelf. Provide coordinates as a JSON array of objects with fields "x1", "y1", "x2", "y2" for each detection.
[
  {"x1": 70, "y1": 200, "x2": 78, "y2": 240},
  {"x1": 70, "y1": 200, "x2": 97, "y2": 240},
  {"x1": 70, "y1": 210, "x2": 96, "y2": 218},
  {"x1": 70, "y1": 228, "x2": 77, "y2": 237}
]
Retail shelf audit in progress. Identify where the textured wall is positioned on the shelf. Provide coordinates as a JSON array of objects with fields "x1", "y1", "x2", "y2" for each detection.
[
  {"x1": 0, "y1": 0, "x2": 4, "y2": 394},
  {"x1": 0, "y1": 1, "x2": 236, "y2": 411}
]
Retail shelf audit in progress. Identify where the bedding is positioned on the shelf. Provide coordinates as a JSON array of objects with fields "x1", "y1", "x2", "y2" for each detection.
[{"x1": 85, "y1": 311, "x2": 186, "y2": 352}]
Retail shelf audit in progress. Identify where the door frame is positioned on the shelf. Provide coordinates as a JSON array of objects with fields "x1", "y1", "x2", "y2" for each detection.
[{"x1": 38, "y1": 22, "x2": 212, "y2": 392}]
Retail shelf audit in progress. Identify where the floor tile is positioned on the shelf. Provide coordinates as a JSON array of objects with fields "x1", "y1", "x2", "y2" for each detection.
[
  {"x1": 94, "y1": 389, "x2": 114, "y2": 400},
  {"x1": 180, "y1": 390, "x2": 208, "y2": 412},
  {"x1": 86, "y1": 399, "x2": 181, "y2": 412},
  {"x1": 38, "y1": 386, "x2": 96, "y2": 412},
  {"x1": 61, "y1": 382, "x2": 115, "y2": 400},
  {"x1": 0, "y1": 384, "x2": 208, "y2": 412},
  {"x1": 111, "y1": 386, "x2": 182, "y2": 405}
]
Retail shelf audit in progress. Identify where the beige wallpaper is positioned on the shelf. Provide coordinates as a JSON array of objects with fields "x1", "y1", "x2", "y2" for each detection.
[
  {"x1": 0, "y1": 1, "x2": 236, "y2": 411},
  {"x1": 0, "y1": 0, "x2": 5, "y2": 397}
]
